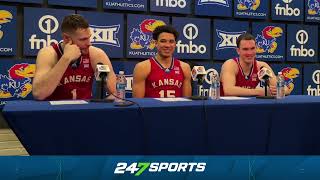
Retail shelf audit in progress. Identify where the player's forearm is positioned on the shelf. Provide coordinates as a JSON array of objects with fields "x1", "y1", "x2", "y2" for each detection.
[
  {"x1": 106, "y1": 73, "x2": 116, "y2": 95},
  {"x1": 33, "y1": 57, "x2": 70, "y2": 100},
  {"x1": 223, "y1": 86, "x2": 262, "y2": 97}
]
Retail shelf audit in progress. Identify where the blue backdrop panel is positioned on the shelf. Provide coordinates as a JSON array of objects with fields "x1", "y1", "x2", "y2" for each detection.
[
  {"x1": 252, "y1": 22, "x2": 286, "y2": 62},
  {"x1": 48, "y1": 0, "x2": 96, "y2": 8},
  {"x1": 305, "y1": 0, "x2": 320, "y2": 22},
  {"x1": 79, "y1": 11, "x2": 124, "y2": 58},
  {"x1": 271, "y1": 0, "x2": 304, "y2": 21},
  {"x1": 0, "y1": 0, "x2": 42, "y2": 3},
  {"x1": 304, "y1": 64, "x2": 320, "y2": 96},
  {"x1": 234, "y1": 0, "x2": 269, "y2": 19},
  {"x1": 0, "y1": 5, "x2": 17, "y2": 56},
  {"x1": 104, "y1": 0, "x2": 147, "y2": 12},
  {"x1": 172, "y1": 17, "x2": 211, "y2": 60},
  {"x1": 23, "y1": 7, "x2": 74, "y2": 56},
  {"x1": 195, "y1": 0, "x2": 232, "y2": 17},
  {"x1": 213, "y1": 20, "x2": 249, "y2": 60},
  {"x1": 112, "y1": 61, "x2": 138, "y2": 98},
  {"x1": 0, "y1": 59, "x2": 35, "y2": 109},
  {"x1": 271, "y1": 64, "x2": 302, "y2": 95},
  {"x1": 150, "y1": 0, "x2": 191, "y2": 14},
  {"x1": 286, "y1": 24, "x2": 318, "y2": 62},
  {"x1": 127, "y1": 14, "x2": 169, "y2": 59}
]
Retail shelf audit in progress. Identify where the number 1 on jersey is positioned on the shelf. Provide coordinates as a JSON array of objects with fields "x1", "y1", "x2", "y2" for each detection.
[{"x1": 71, "y1": 89, "x2": 77, "y2": 100}]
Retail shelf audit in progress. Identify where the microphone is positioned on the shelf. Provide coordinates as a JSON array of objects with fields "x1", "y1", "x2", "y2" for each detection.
[
  {"x1": 258, "y1": 67, "x2": 273, "y2": 82},
  {"x1": 71, "y1": 58, "x2": 81, "y2": 69},
  {"x1": 191, "y1": 66, "x2": 206, "y2": 85},
  {"x1": 94, "y1": 62, "x2": 110, "y2": 100},
  {"x1": 256, "y1": 67, "x2": 275, "y2": 99},
  {"x1": 95, "y1": 63, "x2": 110, "y2": 81},
  {"x1": 190, "y1": 66, "x2": 207, "y2": 100}
]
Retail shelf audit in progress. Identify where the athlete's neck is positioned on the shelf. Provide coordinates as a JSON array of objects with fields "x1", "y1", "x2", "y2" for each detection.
[
  {"x1": 155, "y1": 54, "x2": 173, "y2": 68},
  {"x1": 239, "y1": 58, "x2": 253, "y2": 74}
]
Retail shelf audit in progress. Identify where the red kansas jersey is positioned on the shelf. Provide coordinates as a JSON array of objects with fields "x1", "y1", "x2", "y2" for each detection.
[
  {"x1": 45, "y1": 42, "x2": 94, "y2": 100},
  {"x1": 221, "y1": 57, "x2": 260, "y2": 96},
  {"x1": 145, "y1": 57, "x2": 184, "y2": 98}
]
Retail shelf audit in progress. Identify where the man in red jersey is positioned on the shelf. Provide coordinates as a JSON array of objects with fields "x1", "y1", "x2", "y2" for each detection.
[
  {"x1": 220, "y1": 33, "x2": 289, "y2": 96},
  {"x1": 32, "y1": 14, "x2": 116, "y2": 100},
  {"x1": 132, "y1": 25, "x2": 191, "y2": 98}
]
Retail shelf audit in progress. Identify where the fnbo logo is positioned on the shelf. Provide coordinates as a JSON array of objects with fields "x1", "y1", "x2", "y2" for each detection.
[
  {"x1": 114, "y1": 162, "x2": 206, "y2": 176},
  {"x1": 156, "y1": 0, "x2": 186, "y2": 8}
]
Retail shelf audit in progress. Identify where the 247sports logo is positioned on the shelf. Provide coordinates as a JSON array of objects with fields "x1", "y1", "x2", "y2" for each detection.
[{"x1": 114, "y1": 162, "x2": 206, "y2": 176}]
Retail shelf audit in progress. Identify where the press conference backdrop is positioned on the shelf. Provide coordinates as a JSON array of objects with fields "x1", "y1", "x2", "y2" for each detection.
[{"x1": 0, "y1": 0, "x2": 320, "y2": 108}]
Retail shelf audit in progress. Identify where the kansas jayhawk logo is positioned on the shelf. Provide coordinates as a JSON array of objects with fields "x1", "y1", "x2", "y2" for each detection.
[
  {"x1": 0, "y1": 10, "x2": 13, "y2": 40},
  {"x1": 256, "y1": 26, "x2": 283, "y2": 54},
  {"x1": 280, "y1": 67, "x2": 300, "y2": 94},
  {"x1": 237, "y1": 0, "x2": 260, "y2": 11},
  {"x1": 308, "y1": 0, "x2": 320, "y2": 15},
  {"x1": 130, "y1": 19, "x2": 166, "y2": 50},
  {"x1": 0, "y1": 63, "x2": 35, "y2": 99}
]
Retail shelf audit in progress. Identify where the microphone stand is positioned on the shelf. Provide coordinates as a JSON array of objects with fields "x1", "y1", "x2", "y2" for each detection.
[
  {"x1": 91, "y1": 74, "x2": 113, "y2": 103},
  {"x1": 189, "y1": 77, "x2": 208, "y2": 100},
  {"x1": 256, "y1": 78, "x2": 275, "y2": 99}
]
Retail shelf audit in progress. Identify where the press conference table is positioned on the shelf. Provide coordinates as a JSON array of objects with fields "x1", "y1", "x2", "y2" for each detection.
[{"x1": 3, "y1": 95, "x2": 320, "y2": 155}]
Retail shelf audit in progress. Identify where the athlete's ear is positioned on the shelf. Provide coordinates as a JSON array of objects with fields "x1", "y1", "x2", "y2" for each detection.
[{"x1": 62, "y1": 33, "x2": 72, "y2": 43}]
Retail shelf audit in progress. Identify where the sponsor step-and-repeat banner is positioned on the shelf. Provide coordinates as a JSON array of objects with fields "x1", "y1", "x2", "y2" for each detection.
[
  {"x1": 48, "y1": 0, "x2": 97, "y2": 8},
  {"x1": 272, "y1": 0, "x2": 304, "y2": 21},
  {"x1": 272, "y1": 64, "x2": 302, "y2": 95},
  {"x1": 305, "y1": 0, "x2": 320, "y2": 22},
  {"x1": 0, "y1": 0, "x2": 42, "y2": 3},
  {"x1": 79, "y1": 11, "x2": 124, "y2": 58},
  {"x1": 0, "y1": 5, "x2": 17, "y2": 56},
  {"x1": 287, "y1": 24, "x2": 318, "y2": 62},
  {"x1": 0, "y1": 60, "x2": 35, "y2": 109},
  {"x1": 253, "y1": 22, "x2": 286, "y2": 62},
  {"x1": 127, "y1": 14, "x2": 169, "y2": 59},
  {"x1": 150, "y1": 0, "x2": 191, "y2": 14},
  {"x1": 173, "y1": 17, "x2": 211, "y2": 59},
  {"x1": 213, "y1": 19, "x2": 249, "y2": 60},
  {"x1": 234, "y1": 0, "x2": 269, "y2": 19},
  {"x1": 195, "y1": 0, "x2": 232, "y2": 17},
  {"x1": 104, "y1": 0, "x2": 147, "y2": 12},
  {"x1": 304, "y1": 64, "x2": 320, "y2": 96},
  {"x1": 23, "y1": 7, "x2": 74, "y2": 56}
]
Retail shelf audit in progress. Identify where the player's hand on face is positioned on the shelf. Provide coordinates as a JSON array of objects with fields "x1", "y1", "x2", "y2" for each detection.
[{"x1": 63, "y1": 40, "x2": 81, "y2": 63}]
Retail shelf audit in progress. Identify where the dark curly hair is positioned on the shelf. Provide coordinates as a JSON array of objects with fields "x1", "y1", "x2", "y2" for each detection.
[{"x1": 152, "y1": 25, "x2": 179, "y2": 41}]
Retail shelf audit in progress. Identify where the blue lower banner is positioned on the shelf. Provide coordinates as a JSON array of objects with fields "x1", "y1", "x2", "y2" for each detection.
[{"x1": 0, "y1": 156, "x2": 319, "y2": 179}]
